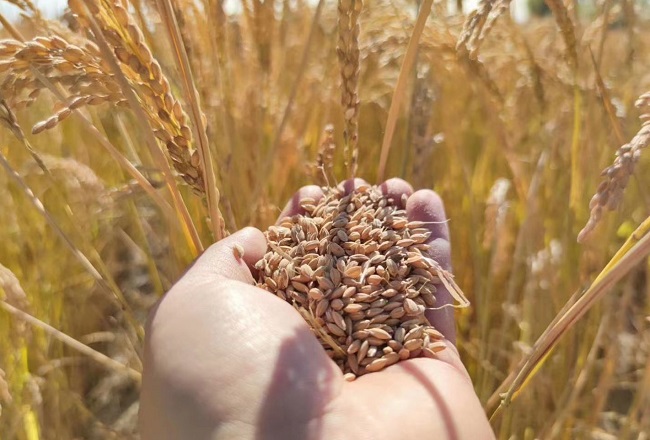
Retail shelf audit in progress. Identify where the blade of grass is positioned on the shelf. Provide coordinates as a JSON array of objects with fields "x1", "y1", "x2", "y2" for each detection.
[
  {"x1": 377, "y1": 0, "x2": 433, "y2": 181},
  {"x1": 0, "y1": 300, "x2": 141, "y2": 382}
]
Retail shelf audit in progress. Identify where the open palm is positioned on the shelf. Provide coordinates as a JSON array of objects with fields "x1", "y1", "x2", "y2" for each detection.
[{"x1": 139, "y1": 179, "x2": 494, "y2": 440}]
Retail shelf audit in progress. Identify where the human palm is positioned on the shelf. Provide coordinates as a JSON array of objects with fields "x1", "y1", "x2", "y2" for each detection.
[{"x1": 139, "y1": 179, "x2": 494, "y2": 440}]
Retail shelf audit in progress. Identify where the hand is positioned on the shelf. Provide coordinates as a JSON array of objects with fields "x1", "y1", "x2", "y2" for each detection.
[{"x1": 139, "y1": 178, "x2": 495, "y2": 440}]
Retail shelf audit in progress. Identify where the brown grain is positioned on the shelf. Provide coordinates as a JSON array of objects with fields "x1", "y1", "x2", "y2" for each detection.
[{"x1": 255, "y1": 185, "x2": 464, "y2": 377}]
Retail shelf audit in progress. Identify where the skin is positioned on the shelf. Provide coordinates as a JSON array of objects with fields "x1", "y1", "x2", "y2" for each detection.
[{"x1": 139, "y1": 178, "x2": 495, "y2": 440}]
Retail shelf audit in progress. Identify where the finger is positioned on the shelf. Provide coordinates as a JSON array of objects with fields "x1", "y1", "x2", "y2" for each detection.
[
  {"x1": 405, "y1": 190, "x2": 451, "y2": 270},
  {"x1": 379, "y1": 177, "x2": 414, "y2": 208},
  {"x1": 278, "y1": 185, "x2": 324, "y2": 221},
  {"x1": 183, "y1": 227, "x2": 267, "y2": 285},
  {"x1": 406, "y1": 190, "x2": 456, "y2": 344},
  {"x1": 279, "y1": 179, "x2": 369, "y2": 224},
  {"x1": 406, "y1": 190, "x2": 450, "y2": 255},
  {"x1": 337, "y1": 177, "x2": 370, "y2": 195}
]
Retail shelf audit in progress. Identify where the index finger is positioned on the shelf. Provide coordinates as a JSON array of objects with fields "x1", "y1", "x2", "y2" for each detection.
[
  {"x1": 277, "y1": 185, "x2": 324, "y2": 222},
  {"x1": 379, "y1": 177, "x2": 414, "y2": 209}
]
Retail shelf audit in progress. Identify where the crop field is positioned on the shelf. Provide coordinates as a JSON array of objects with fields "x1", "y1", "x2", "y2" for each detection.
[{"x1": 0, "y1": 0, "x2": 649, "y2": 438}]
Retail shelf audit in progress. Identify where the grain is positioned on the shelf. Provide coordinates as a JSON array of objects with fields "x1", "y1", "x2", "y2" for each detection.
[
  {"x1": 233, "y1": 244, "x2": 244, "y2": 260},
  {"x1": 367, "y1": 327, "x2": 391, "y2": 340},
  {"x1": 365, "y1": 357, "x2": 388, "y2": 372},
  {"x1": 0, "y1": 37, "x2": 126, "y2": 131},
  {"x1": 255, "y1": 185, "x2": 463, "y2": 377}
]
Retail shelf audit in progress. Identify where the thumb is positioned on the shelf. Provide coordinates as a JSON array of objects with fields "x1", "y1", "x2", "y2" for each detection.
[{"x1": 182, "y1": 227, "x2": 267, "y2": 285}]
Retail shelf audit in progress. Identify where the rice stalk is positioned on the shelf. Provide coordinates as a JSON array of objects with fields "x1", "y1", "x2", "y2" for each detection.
[
  {"x1": 337, "y1": 0, "x2": 362, "y2": 178},
  {"x1": 155, "y1": 0, "x2": 225, "y2": 240},
  {"x1": 545, "y1": 0, "x2": 578, "y2": 69},
  {"x1": 0, "y1": 98, "x2": 48, "y2": 173},
  {"x1": 268, "y1": 0, "x2": 325, "y2": 175},
  {"x1": 67, "y1": 0, "x2": 205, "y2": 201},
  {"x1": 408, "y1": 67, "x2": 435, "y2": 184},
  {"x1": 0, "y1": 36, "x2": 122, "y2": 114},
  {"x1": 252, "y1": 0, "x2": 326, "y2": 216},
  {"x1": 313, "y1": 124, "x2": 337, "y2": 186},
  {"x1": 545, "y1": 308, "x2": 611, "y2": 437},
  {"x1": 456, "y1": 0, "x2": 512, "y2": 58},
  {"x1": 493, "y1": 215, "x2": 650, "y2": 418},
  {"x1": 41, "y1": 77, "x2": 177, "y2": 228},
  {"x1": 0, "y1": 102, "x2": 147, "y2": 331},
  {"x1": 377, "y1": 0, "x2": 433, "y2": 181},
  {"x1": 73, "y1": 0, "x2": 204, "y2": 253},
  {"x1": 589, "y1": 48, "x2": 624, "y2": 145},
  {"x1": 545, "y1": 0, "x2": 582, "y2": 215}
]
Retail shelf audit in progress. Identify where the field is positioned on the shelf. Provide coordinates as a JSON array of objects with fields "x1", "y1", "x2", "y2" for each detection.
[{"x1": 1, "y1": 0, "x2": 649, "y2": 438}]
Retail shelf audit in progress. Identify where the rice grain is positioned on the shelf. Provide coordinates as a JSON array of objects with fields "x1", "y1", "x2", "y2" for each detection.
[{"x1": 255, "y1": 185, "x2": 463, "y2": 377}]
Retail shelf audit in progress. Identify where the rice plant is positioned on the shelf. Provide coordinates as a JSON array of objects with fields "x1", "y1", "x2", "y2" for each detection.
[{"x1": 1, "y1": 0, "x2": 649, "y2": 438}]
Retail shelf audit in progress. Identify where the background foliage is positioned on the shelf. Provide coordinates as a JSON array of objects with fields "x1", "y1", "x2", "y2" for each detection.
[{"x1": 1, "y1": 0, "x2": 649, "y2": 438}]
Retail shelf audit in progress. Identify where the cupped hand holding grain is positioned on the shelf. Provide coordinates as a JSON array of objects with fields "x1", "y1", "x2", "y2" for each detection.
[{"x1": 139, "y1": 179, "x2": 494, "y2": 440}]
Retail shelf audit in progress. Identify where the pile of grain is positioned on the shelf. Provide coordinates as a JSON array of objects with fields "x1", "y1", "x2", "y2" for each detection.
[{"x1": 255, "y1": 184, "x2": 449, "y2": 379}]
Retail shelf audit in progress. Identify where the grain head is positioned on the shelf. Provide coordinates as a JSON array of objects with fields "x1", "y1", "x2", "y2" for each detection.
[{"x1": 578, "y1": 90, "x2": 650, "y2": 242}]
